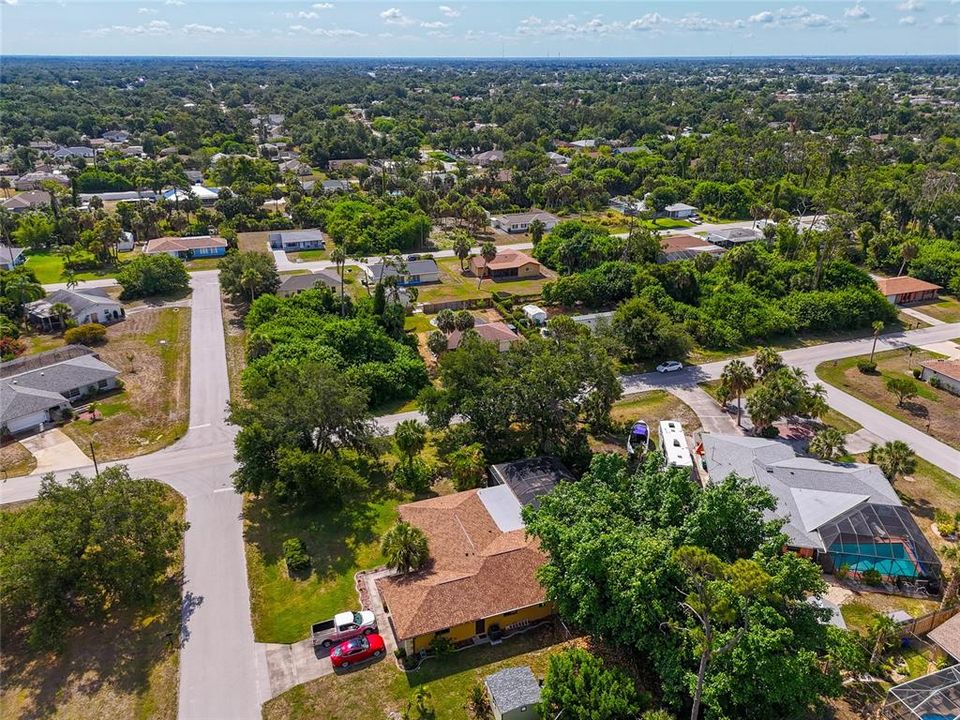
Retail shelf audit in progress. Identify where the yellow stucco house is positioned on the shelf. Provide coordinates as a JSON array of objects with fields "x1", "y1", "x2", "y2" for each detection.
[{"x1": 376, "y1": 457, "x2": 571, "y2": 655}]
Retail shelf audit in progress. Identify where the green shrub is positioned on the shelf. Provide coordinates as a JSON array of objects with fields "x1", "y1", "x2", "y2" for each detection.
[
  {"x1": 429, "y1": 634, "x2": 453, "y2": 656},
  {"x1": 836, "y1": 564, "x2": 851, "y2": 581},
  {"x1": 862, "y1": 568, "x2": 883, "y2": 586},
  {"x1": 912, "y1": 367, "x2": 923, "y2": 379},
  {"x1": 758, "y1": 425, "x2": 780, "y2": 439},
  {"x1": 930, "y1": 376, "x2": 942, "y2": 389},
  {"x1": 282, "y1": 537, "x2": 311, "y2": 574},
  {"x1": 393, "y1": 458, "x2": 432, "y2": 494},
  {"x1": 64, "y1": 323, "x2": 107, "y2": 346},
  {"x1": 857, "y1": 360, "x2": 878, "y2": 374}
]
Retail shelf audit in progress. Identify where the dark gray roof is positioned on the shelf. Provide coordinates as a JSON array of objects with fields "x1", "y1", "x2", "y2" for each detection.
[
  {"x1": 488, "y1": 456, "x2": 572, "y2": 509},
  {"x1": 277, "y1": 271, "x2": 341, "y2": 295},
  {"x1": 0, "y1": 245, "x2": 25, "y2": 264},
  {"x1": 0, "y1": 383, "x2": 69, "y2": 425},
  {"x1": 4, "y1": 354, "x2": 119, "y2": 396},
  {"x1": 365, "y1": 259, "x2": 438, "y2": 281},
  {"x1": 710, "y1": 227, "x2": 762, "y2": 242},
  {"x1": 485, "y1": 666, "x2": 541, "y2": 713},
  {"x1": 269, "y1": 229, "x2": 326, "y2": 245},
  {"x1": 702, "y1": 434, "x2": 901, "y2": 550},
  {"x1": 26, "y1": 288, "x2": 120, "y2": 319},
  {"x1": 321, "y1": 179, "x2": 352, "y2": 192},
  {"x1": 0, "y1": 344, "x2": 93, "y2": 376}
]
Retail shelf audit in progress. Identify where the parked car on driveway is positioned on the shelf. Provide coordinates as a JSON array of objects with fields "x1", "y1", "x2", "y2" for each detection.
[
  {"x1": 656, "y1": 360, "x2": 684, "y2": 373},
  {"x1": 311, "y1": 610, "x2": 378, "y2": 649},
  {"x1": 329, "y1": 633, "x2": 385, "y2": 669}
]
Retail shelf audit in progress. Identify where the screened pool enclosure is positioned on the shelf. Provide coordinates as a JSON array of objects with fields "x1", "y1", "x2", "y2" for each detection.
[
  {"x1": 818, "y1": 503, "x2": 941, "y2": 583},
  {"x1": 884, "y1": 665, "x2": 960, "y2": 719}
]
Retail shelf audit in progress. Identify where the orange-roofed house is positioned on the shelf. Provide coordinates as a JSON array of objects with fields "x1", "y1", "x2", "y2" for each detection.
[
  {"x1": 875, "y1": 276, "x2": 942, "y2": 305},
  {"x1": 446, "y1": 321, "x2": 521, "y2": 352},
  {"x1": 144, "y1": 235, "x2": 228, "y2": 259},
  {"x1": 920, "y1": 360, "x2": 960, "y2": 396},
  {"x1": 469, "y1": 250, "x2": 542, "y2": 281},
  {"x1": 375, "y1": 457, "x2": 571, "y2": 655}
]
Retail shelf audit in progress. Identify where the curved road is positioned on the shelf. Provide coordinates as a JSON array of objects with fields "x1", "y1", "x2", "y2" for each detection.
[{"x1": 3, "y1": 266, "x2": 959, "y2": 719}]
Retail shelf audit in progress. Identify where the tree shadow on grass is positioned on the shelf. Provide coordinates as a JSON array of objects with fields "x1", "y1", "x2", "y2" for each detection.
[{"x1": 901, "y1": 401, "x2": 929, "y2": 419}]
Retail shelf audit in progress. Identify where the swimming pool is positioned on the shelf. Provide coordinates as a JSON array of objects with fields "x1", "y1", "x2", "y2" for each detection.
[{"x1": 828, "y1": 541, "x2": 921, "y2": 578}]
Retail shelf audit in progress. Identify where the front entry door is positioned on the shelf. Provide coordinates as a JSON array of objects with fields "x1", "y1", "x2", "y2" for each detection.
[{"x1": 475, "y1": 619, "x2": 485, "y2": 635}]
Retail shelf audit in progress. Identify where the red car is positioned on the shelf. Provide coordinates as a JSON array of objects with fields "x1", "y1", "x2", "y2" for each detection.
[{"x1": 329, "y1": 633, "x2": 385, "y2": 669}]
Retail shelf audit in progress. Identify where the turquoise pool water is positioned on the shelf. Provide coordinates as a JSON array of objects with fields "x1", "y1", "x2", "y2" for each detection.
[{"x1": 828, "y1": 542, "x2": 920, "y2": 578}]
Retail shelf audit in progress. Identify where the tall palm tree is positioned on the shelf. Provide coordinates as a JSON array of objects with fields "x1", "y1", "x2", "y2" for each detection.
[
  {"x1": 753, "y1": 347, "x2": 784, "y2": 380},
  {"x1": 380, "y1": 521, "x2": 429, "y2": 574},
  {"x1": 869, "y1": 613, "x2": 900, "y2": 666},
  {"x1": 809, "y1": 427, "x2": 846, "y2": 461},
  {"x1": 240, "y1": 268, "x2": 260, "y2": 305},
  {"x1": 720, "y1": 359, "x2": 755, "y2": 427},
  {"x1": 50, "y1": 302, "x2": 72, "y2": 330},
  {"x1": 330, "y1": 245, "x2": 347, "y2": 316},
  {"x1": 898, "y1": 239, "x2": 918, "y2": 277},
  {"x1": 876, "y1": 440, "x2": 916, "y2": 482},
  {"x1": 394, "y1": 419, "x2": 427, "y2": 466},
  {"x1": 477, "y1": 241, "x2": 497, "y2": 288},
  {"x1": 869, "y1": 320, "x2": 884, "y2": 364}
]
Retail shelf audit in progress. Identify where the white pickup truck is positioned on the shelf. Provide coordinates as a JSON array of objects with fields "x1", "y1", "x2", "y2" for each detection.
[{"x1": 311, "y1": 610, "x2": 378, "y2": 649}]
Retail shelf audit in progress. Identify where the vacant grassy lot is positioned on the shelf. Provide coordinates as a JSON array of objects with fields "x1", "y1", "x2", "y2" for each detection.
[
  {"x1": 816, "y1": 348, "x2": 959, "y2": 450},
  {"x1": 1, "y1": 441, "x2": 36, "y2": 477},
  {"x1": 222, "y1": 297, "x2": 248, "y2": 407},
  {"x1": 236, "y1": 230, "x2": 274, "y2": 255},
  {"x1": 591, "y1": 390, "x2": 701, "y2": 454},
  {"x1": 23, "y1": 251, "x2": 121, "y2": 285},
  {"x1": 0, "y1": 488, "x2": 183, "y2": 720},
  {"x1": 245, "y1": 485, "x2": 409, "y2": 644},
  {"x1": 263, "y1": 624, "x2": 582, "y2": 720},
  {"x1": 912, "y1": 295, "x2": 960, "y2": 324},
  {"x1": 62, "y1": 308, "x2": 190, "y2": 461},
  {"x1": 416, "y1": 257, "x2": 555, "y2": 305}
]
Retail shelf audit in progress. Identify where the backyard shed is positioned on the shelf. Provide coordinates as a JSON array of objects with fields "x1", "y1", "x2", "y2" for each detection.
[{"x1": 484, "y1": 666, "x2": 541, "y2": 720}]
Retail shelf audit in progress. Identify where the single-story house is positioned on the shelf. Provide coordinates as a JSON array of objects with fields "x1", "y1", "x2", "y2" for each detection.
[
  {"x1": 700, "y1": 434, "x2": 941, "y2": 583},
  {"x1": 144, "y1": 235, "x2": 228, "y2": 259},
  {"x1": 13, "y1": 172, "x2": 69, "y2": 191},
  {"x1": 116, "y1": 231, "x2": 135, "y2": 252},
  {"x1": 927, "y1": 613, "x2": 960, "y2": 661},
  {"x1": 320, "y1": 179, "x2": 352, "y2": 193},
  {"x1": 279, "y1": 159, "x2": 312, "y2": 176},
  {"x1": 327, "y1": 158, "x2": 367, "y2": 171},
  {"x1": 101, "y1": 130, "x2": 130, "y2": 143},
  {"x1": 26, "y1": 288, "x2": 124, "y2": 328},
  {"x1": 707, "y1": 227, "x2": 763, "y2": 248},
  {"x1": 659, "y1": 234, "x2": 726, "y2": 263},
  {"x1": 471, "y1": 149, "x2": 505, "y2": 166},
  {"x1": 920, "y1": 359, "x2": 960, "y2": 396},
  {"x1": 490, "y1": 210, "x2": 560, "y2": 234},
  {"x1": 1, "y1": 346, "x2": 120, "y2": 435},
  {"x1": 28, "y1": 140, "x2": 59, "y2": 153},
  {"x1": 268, "y1": 229, "x2": 326, "y2": 251},
  {"x1": 446, "y1": 321, "x2": 520, "y2": 352},
  {"x1": 571, "y1": 310, "x2": 614, "y2": 331},
  {"x1": 375, "y1": 457, "x2": 570, "y2": 655},
  {"x1": 184, "y1": 170, "x2": 204, "y2": 184},
  {"x1": 469, "y1": 250, "x2": 542, "y2": 281},
  {"x1": 277, "y1": 270, "x2": 342, "y2": 297},
  {"x1": 613, "y1": 145, "x2": 651, "y2": 155},
  {"x1": 485, "y1": 666, "x2": 541, "y2": 720},
  {"x1": 163, "y1": 186, "x2": 220, "y2": 205},
  {"x1": 875, "y1": 276, "x2": 942, "y2": 305},
  {"x1": 121, "y1": 146, "x2": 145, "y2": 158},
  {"x1": 364, "y1": 258, "x2": 439, "y2": 286},
  {"x1": 2, "y1": 190, "x2": 52, "y2": 213},
  {"x1": 570, "y1": 139, "x2": 597, "y2": 148},
  {"x1": 0, "y1": 244, "x2": 26, "y2": 270},
  {"x1": 522, "y1": 304, "x2": 548, "y2": 326},
  {"x1": 52, "y1": 146, "x2": 95, "y2": 160},
  {"x1": 545, "y1": 151, "x2": 567, "y2": 165},
  {"x1": 663, "y1": 202, "x2": 698, "y2": 219}
]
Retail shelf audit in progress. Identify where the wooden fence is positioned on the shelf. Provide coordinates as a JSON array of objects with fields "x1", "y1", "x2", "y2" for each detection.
[{"x1": 898, "y1": 605, "x2": 960, "y2": 637}]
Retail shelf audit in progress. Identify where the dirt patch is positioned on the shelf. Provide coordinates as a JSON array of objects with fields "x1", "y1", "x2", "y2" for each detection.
[
  {"x1": 61, "y1": 308, "x2": 190, "y2": 461},
  {"x1": 236, "y1": 230, "x2": 274, "y2": 255},
  {"x1": 0, "y1": 441, "x2": 37, "y2": 478},
  {"x1": 0, "y1": 488, "x2": 183, "y2": 720}
]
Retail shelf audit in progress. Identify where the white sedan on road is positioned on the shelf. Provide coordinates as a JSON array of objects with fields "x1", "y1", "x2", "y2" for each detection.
[{"x1": 656, "y1": 360, "x2": 684, "y2": 373}]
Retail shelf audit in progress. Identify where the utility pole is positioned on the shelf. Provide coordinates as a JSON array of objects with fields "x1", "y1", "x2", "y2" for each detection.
[{"x1": 89, "y1": 442, "x2": 99, "y2": 477}]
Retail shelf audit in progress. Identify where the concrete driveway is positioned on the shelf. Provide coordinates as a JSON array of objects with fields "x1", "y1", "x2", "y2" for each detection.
[{"x1": 19, "y1": 428, "x2": 91, "y2": 474}]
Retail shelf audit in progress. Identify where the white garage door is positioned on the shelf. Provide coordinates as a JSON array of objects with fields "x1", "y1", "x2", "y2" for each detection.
[{"x1": 6, "y1": 409, "x2": 50, "y2": 435}]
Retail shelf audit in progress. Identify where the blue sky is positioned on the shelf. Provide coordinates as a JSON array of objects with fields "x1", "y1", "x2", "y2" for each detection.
[{"x1": 1, "y1": 1, "x2": 958, "y2": 57}]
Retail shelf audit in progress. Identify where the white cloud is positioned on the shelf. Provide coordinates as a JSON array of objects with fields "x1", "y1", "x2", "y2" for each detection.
[
  {"x1": 288, "y1": 24, "x2": 364, "y2": 37},
  {"x1": 898, "y1": 0, "x2": 924, "y2": 10},
  {"x1": 380, "y1": 7, "x2": 414, "y2": 26},
  {"x1": 747, "y1": 6, "x2": 843, "y2": 30},
  {"x1": 899, "y1": 15, "x2": 917, "y2": 24},
  {"x1": 934, "y1": 13, "x2": 957, "y2": 23},
  {"x1": 165, "y1": 0, "x2": 185, "y2": 5},
  {"x1": 183, "y1": 23, "x2": 225, "y2": 34},
  {"x1": 676, "y1": 13, "x2": 743, "y2": 31},
  {"x1": 86, "y1": 19, "x2": 172, "y2": 36},
  {"x1": 749, "y1": 10, "x2": 775, "y2": 23},
  {"x1": 421, "y1": 20, "x2": 449, "y2": 28},
  {"x1": 2, "y1": 0, "x2": 18, "y2": 5},
  {"x1": 312, "y1": 2, "x2": 334, "y2": 8},
  {"x1": 138, "y1": 7, "x2": 158, "y2": 14},
  {"x1": 844, "y1": 3, "x2": 871, "y2": 20},
  {"x1": 438, "y1": 5, "x2": 459, "y2": 18},
  {"x1": 628, "y1": 12, "x2": 667, "y2": 31},
  {"x1": 295, "y1": 10, "x2": 319, "y2": 19}
]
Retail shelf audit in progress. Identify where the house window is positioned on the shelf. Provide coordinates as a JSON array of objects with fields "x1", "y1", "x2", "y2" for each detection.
[
  {"x1": 435, "y1": 628, "x2": 450, "y2": 635},
  {"x1": 65, "y1": 387, "x2": 81, "y2": 398},
  {"x1": 97, "y1": 380, "x2": 108, "y2": 389}
]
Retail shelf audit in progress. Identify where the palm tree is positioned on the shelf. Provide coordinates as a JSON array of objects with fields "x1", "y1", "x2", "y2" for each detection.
[
  {"x1": 330, "y1": 245, "x2": 347, "y2": 316},
  {"x1": 898, "y1": 239, "x2": 918, "y2": 276},
  {"x1": 720, "y1": 359, "x2": 755, "y2": 427},
  {"x1": 3, "y1": 272, "x2": 43, "y2": 322},
  {"x1": 477, "y1": 241, "x2": 497, "y2": 288},
  {"x1": 381, "y1": 521, "x2": 429, "y2": 574},
  {"x1": 869, "y1": 320, "x2": 884, "y2": 364},
  {"x1": 875, "y1": 440, "x2": 916, "y2": 482},
  {"x1": 435, "y1": 308, "x2": 456, "y2": 334},
  {"x1": 529, "y1": 218, "x2": 546, "y2": 246},
  {"x1": 240, "y1": 268, "x2": 260, "y2": 305},
  {"x1": 452, "y1": 230, "x2": 472, "y2": 271},
  {"x1": 753, "y1": 347, "x2": 784, "y2": 380},
  {"x1": 868, "y1": 613, "x2": 900, "y2": 666},
  {"x1": 50, "y1": 302, "x2": 72, "y2": 330},
  {"x1": 809, "y1": 427, "x2": 846, "y2": 461},
  {"x1": 394, "y1": 419, "x2": 427, "y2": 466},
  {"x1": 940, "y1": 545, "x2": 960, "y2": 611}
]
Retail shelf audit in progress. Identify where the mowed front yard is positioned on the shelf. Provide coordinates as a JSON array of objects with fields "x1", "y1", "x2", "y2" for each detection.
[
  {"x1": 23, "y1": 250, "x2": 128, "y2": 285},
  {"x1": 911, "y1": 295, "x2": 960, "y2": 324},
  {"x1": 415, "y1": 256, "x2": 555, "y2": 305},
  {"x1": 0, "y1": 487, "x2": 184, "y2": 720},
  {"x1": 816, "y1": 347, "x2": 960, "y2": 451},
  {"x1": 244, "y1": 487, "x2": 408, "y2": 644},
  {"x1": 263, "y1": 624, "x2": 582, "y2": 720},
  {"x1": 61, "y1": 308, "x2": 191, "y2": 461}
]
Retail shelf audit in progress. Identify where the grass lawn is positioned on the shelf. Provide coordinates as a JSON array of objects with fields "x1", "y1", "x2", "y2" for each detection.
[
  {"x1": 816, "y1": 348, "x2": 960, "y2": 450},
  {"x1": 840, "y1": 593, "x2": 939, "y2": 636},
  {"x1": 416, "y1": 257, "x2": 555, "y2": 306},
  {"x1": 222, "y1": 296, "x2": 248, "y2": 408},
  {"x1": 912, "y1": 295, "x2": 960, "y2": 324},
  {"x1": 286, "y1": 248, "x2": 331, "y2": 262},
  {"x1": 591, "y1": 390, "x2": 701, "y2": 454},
  {"x1": 245, "y1": 486, "x2": 410, "y2": 644},
  {"x1": 641, "y1": 217, "x2": 696, "y2": 230},
  {"x1": 182, "y1": 257, "x2": 221, "y2": 271},
  {"x1": 24, "y1": 251, "x2": 120, "y2": 285},
  {"x1": 0, "y1": 487, "x2": 183, "y2": 720},
  {"x1": 263, "y1": 624, "x2": 582, "y2": 720},
  {"x1": 61, "y1": 308, "x2": 190, "y2": 461},
  {"x1": 24, "y1": 331, "x2": 66, "y2": 355},
  {"x1": 236, "y1": 230, "x2": 274, "y2": 255},
  {"x1": 0, "y1": 441, "x2": 37, "y2": 478}
]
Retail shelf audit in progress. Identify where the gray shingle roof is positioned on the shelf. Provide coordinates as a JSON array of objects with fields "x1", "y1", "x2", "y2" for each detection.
[
  {"x1": 26, "y1": 288, "x2": 120, "y2": 320},
  {"x1": 365, "y1": 259, "x2": 438, "y2": 281},
  {"x1": 269, "y1": 229, "x2": 326, "y2": 245},
  {"x1": 485, "y1": 666, "x2": 541, "y2": 713},
  {"x1": 4, "y1": 354, "x2": 119, "y2": 396},
  {"x1": 277, "y1": 271, "x2": 341, "y2": 295},
  {"x1": 0, "y1": 383, "x2": 69, "y2": 425}
]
